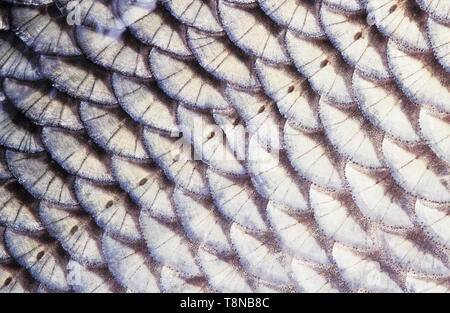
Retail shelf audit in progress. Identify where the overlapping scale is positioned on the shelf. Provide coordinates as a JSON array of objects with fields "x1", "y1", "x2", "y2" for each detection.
[
  {"x1": 117, "y1": 0, "x2": 192, "y2": 57},
  {"x1": 267, "y1": 201, "x2": 330, "y2": 264},
  {"x1": 197, "y1": 247, "x2": 252, "y2": 292},
  {"x1": 142, "y1": 127, "x2": 209, "y2": 196},
  {"x1": 75, "y1": 26, "x2": 152, "y2": 79},
  {"x1": 40, "y1": 56, "x2": 118, "y2": 105},
  {"x1": 207, "y1": 168, "x2": 268, "y2": 232},
  {"x1": 11, "y1": 5, "x2": 81, "y2": 56},
  {"x1": 0, "y1": 180, "x2": 43, "y2": 232},
  {"x1": 4, "y1": 229, "x2": 70, "y2": 291},
  {"x1": 387, "y1": 40, "x2": 450, "y2": 114},
  {"x1": 112, "y1": 73, "x2": 177, "y2": 133},
  {"x1": 1, "y1": 0, "x2": 449, "y2": 294},
  {"x1": 173, "y1": 187, "x2": 231, "y2": 253},
  {"x1": 382, "y1": 137, "x2": 450, "y2": 203},
  {"x1": 0, "y1": 262, "x2": 38, "y2": 293},
  {"x1": 416, "y1": 0, "x2": 450, "y2": 24},
  {"x1": 257, "y1": 0, "x2": 324, "y2": 38},
  {"x1": 319, "y1": 99, "x2": 384, "y2": 169},
  {"x1": 6, "y1": 150, "x2": 77, "y2": 205},
  {"x1": 310, "y1": 186, "x2": 374, "y2": 249},
  {"x1": 415, "y1": 200, "x2": 450, "y2": 249},
  {"x1": 255, "y1": 59, "x2": 321, "y2": 132},
  {"x1": 0, "y1": 101, "x2": 44, "y2": 153},
  {"x1": 67, "y1": 260, "x2": 123, "y2": 293},
  {"x1": 177, "y1": 104, "x2": 245, "y2": 175},
  {"x1": 290, "y1": 259, "x2": 340, "y2": 293},
  {"x1": 110, "y1": 155, "x2": 176, "y2": 221},
  {"x1": 427, "y1": 18, "x2": 450, "y2": 74},
  {"x1": 320, "y1": 4, "x2": 391, "y2": 79},
  {"x1": 139, "y1": 210, "x2": 202, "y2": 277},
  {"x1": 284, "y1": 122, "x2": 346, "y2": 191},
  {"x1": 377, "y1": 229, "x2": 450, "y2": 276},
  {"x1": 3, "y1": 79, "x2": 83, "y2": 131},
  {"x1": 286, "y1": 31, "x2": 355, "y2": 104},
  {"x1": 247, "y1": 136, "x2": 309, "y2": 212},
  {"x1": 352, "y1": 72, "x2": 421, "y2": 143},
  {"x1": 345, "y1": 163, "x2": 414, "y2": 228},
  {"x1": 229, "y1": 223, "x2": 291, "y2": 285},
  {"x1": 39, "y1": 201, "x2": 105, "y2": 265},
  {"x1": 41, "y1": 126, "x2": 115, "y2": 182},
  {"x1": 332, "y1": 243, "x2": 402, "y2": 292},
  {"x1": 218, "y1": 0, "x2": 290, "y2": 64},
  {"x1": 365, "y1": 0, "x2": 430, "y2": 51},
  {"x1": 419, "y1": 108, "x2": 450, "y2": 163},
  {"x1": 74, "y1": 177, "x2": 141, "y2": 242},
  {"x1": 79, "y1": 101, "x2": 149, "y2": 160},
  {"x1": 55, "y1": 0, "x2": 124, "y2": 30},
  {"x1": 187, "y1": 27, "x2": 260, "y2": 89},
  {"x1": 0, "y1": 32, "x2": 42, "y2": 81},
  {"x1": 102, "y1": 233, "x2": 160, "y2": 292},
  {"x1": 161, "y1": 0, "x2": 223, "y2": 34},
  {"x1": 149, "y1": 48, "x2": 228, "y2": 110},
  {"x1": 226, "y1": 86, "x2": 284, "y2": 151}
]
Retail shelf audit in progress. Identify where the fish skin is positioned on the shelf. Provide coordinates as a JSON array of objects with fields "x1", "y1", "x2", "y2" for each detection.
[{"x1": 0, "y1": 0, "x2": 449, "y2": 293}]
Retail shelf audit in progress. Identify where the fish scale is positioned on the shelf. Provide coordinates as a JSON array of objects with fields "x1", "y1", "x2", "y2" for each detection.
[{"x1": 0, "y1": 0, "x2": 449, "y2": 293}]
